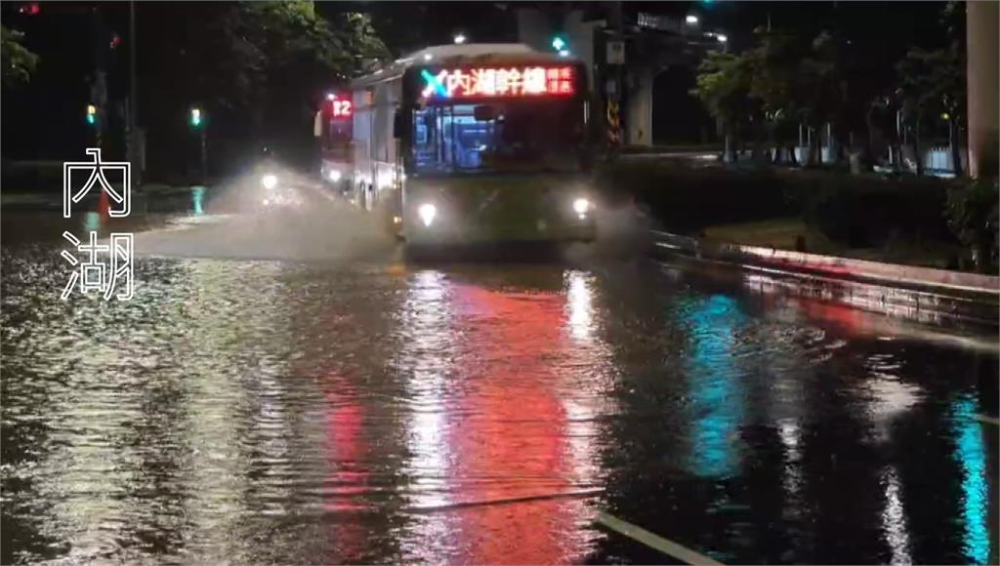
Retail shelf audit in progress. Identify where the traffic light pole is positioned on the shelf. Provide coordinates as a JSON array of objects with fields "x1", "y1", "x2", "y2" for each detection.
[
  {"x1": 128, "y1": 1, "x2": 140, "y2": 187},
  {"x1": 608, "y1": 0, "x2": 624, "y2": 161},
  {"x1": 200, "y1": 129, "x2": 208, "y2": 184}
]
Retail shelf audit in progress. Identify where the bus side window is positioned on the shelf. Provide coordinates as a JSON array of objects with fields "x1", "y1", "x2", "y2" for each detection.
[{"x1": 393, "y1": 108, "x2": 410, "y2": 142}]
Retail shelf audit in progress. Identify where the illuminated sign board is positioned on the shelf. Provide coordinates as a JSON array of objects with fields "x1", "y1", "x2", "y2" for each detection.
[
  {"x1": 331, "y1": 99, "x2": 352, "y2": 118},
  {"x1": 421, "y1": 66, "x2": 576, "y2": 99}
]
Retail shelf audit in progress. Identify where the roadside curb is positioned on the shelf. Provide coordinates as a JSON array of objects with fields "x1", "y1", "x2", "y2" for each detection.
[
  {"x1": 138, "y1": 184, "x2": 206, "y2": 196},
  {"x1": 650, "y1": 229, "x2": 999, "y2": 297},
  {"x1": 649, "y1": 229, "x2": 999, "y2": 328}
]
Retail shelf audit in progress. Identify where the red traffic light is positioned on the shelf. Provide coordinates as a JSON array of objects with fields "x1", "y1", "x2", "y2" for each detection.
[{"x1": 19, "y1": 3, "x2": 40, "y2": 15}]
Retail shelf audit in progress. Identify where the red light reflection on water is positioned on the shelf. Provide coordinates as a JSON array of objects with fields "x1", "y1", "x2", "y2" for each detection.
[
  {"x1": 324, "y1": 382, "x2": 368, "y2": 558},
  {"x1": 447, "y1": 283, "x2": 587, "y2": 564}
]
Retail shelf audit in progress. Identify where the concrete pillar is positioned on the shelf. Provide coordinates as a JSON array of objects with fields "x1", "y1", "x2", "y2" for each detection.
[
  {"x1": 626, "y1": 69, "x2": 654, "y2": 147},
  {"x1": 967, "y1": 0, "x2": 999, "y2": 178}
]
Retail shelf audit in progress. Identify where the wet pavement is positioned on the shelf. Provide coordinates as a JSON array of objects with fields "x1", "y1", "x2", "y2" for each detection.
[{"x1": 2, "y1": 179, "x2": 998, "y2": 564}]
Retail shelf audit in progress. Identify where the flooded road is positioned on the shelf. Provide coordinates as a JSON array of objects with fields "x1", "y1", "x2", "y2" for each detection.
[{"x1": 2, "y1": 186, "x2": 998, "y2": 564}]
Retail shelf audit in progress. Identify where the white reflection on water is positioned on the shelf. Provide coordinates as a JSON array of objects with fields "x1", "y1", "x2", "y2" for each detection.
[
  {"x1": 561, "y1": 269, "x2": 614, "y2": 494},
  {"x1": 399, "y1": 270, "x2": 454, "y2": 510},
  {"x1": 880, "y1": 466, "x2": 912, "y2": 565},
  {"x1": 863, "y1": 353, "x2": 922, "y2": 443},
  {"x1": 565, "y1": 270, "x2": 594, "y2": 343},
  {"x1": 779, "y1": 420, "x2": 804, "y2": 507}
]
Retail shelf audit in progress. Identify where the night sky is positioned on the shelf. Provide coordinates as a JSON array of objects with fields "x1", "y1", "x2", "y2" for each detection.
[{"x1": 2, "y1": 1, "x2": 948, "y2": 163}]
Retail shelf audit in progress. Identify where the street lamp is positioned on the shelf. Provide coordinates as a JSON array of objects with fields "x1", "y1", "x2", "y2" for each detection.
[
  {"x1": 717, "y1": 34, "x2": 728, "y2": 43},
  {"x1": 326, "y1": 92, "x2": 336, "y2": 101},
  {"x1": 454, "y1": 33, "x2": 466, "y2": 44},
  {"x1": 686, "y1": 14, "x2": 699, "y2": 25}
]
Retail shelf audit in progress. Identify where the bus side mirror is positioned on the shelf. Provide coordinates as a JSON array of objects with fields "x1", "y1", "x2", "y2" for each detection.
[{"x1": 313, "y1": 110, "x2": 324, "y2": 138}]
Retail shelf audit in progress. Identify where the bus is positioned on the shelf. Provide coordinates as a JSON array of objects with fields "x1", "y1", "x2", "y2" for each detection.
[
  {"x1": 349, "y1": 43, "x2": 597, "y2": 247},
  {"x1": 314, "y1": 91, "x2": 354, "y2": 193}
]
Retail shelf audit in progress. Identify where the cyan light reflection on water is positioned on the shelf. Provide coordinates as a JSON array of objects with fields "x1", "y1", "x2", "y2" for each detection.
[
  {"x1": 682, "y1": 294, "x2": 746, "y2": 479},
  {"x1": 192, "y1": 186, "x2": 206, "y2": 216},
  {"x1": 84, "y1": 211, "x2": 101, "y2": 233},
  {"x1": 950, "y1": 396, "x2": 991, "y2": 564}
]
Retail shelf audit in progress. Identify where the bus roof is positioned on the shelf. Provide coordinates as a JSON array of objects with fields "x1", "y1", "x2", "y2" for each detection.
[{"x1": 351, "y1": 43, "x2": 581, "y2": 89}]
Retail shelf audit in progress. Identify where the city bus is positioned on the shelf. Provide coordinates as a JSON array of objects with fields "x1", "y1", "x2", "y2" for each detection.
[
  {"x1": 314, "y1": 91, "x2": 354, "y2": 193},
  {"x1": 349, "y1": 43, "x2": 597, "y2": 248}
]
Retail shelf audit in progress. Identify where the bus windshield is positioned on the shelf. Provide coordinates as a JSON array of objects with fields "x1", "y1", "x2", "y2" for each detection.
[{"x1": 411, "y1": 99, "x2": 586, "y2": 175}]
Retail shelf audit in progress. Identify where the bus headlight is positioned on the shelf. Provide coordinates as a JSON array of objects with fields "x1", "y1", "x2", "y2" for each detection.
[
  {"x1": 327, "y1": 169, "x2": 342, "y2": 182},
  {"x1": 418, "y1": 203, "x2": 437, "y2": 227},
  {"x1": 262, "y1": 174, "x2": 278, "y2": 190},
  {"x1": 573, "y1": 198, "x2": 591, "y2": 215}
]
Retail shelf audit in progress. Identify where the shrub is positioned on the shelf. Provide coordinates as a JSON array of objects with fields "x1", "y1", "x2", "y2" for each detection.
[
  {"x1": 945, "y1": 178, "x2": 1000, "y2": 273},
  {"x1": 802, "y1": 174, "x2": 954, "y2": 248}
]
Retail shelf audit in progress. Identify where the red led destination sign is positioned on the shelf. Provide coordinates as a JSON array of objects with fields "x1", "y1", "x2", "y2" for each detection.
[
  {"x1": 331, "y1": 99, "x2": 352, "y2": 118},
  {"x1": 421, "y1": 66, "x2": 576, "y2": 99}
]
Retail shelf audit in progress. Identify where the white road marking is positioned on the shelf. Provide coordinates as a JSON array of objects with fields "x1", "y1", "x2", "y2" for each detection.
[{"x1": 596, "y1": 511, "x2": 723, "y2": 565}]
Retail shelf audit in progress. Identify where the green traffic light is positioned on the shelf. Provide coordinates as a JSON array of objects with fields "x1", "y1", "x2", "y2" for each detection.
[
  {"x1": 190, "y1": 108, "x2": 203, "y2": 127},
  {"x1": 551, "y1": 36, "x2": 566, "y2": 51},
  {"x1": 86, "y1": 114, "x2": 96, "y2": 125}
]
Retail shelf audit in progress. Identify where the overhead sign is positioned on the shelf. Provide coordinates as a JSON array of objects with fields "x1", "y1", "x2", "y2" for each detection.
[
  {"x1": 606, "y1": 41, "x2": 625, "y2": 65},
  {"x1": 421, "y1": 66, "x2": 576, "y2": 100},
  {"x1": 637, "y1": 12, "x2": 681, "y2": 33}
]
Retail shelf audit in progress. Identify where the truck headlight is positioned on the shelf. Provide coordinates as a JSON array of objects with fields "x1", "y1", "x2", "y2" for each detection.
[
  {"x1": 327, "y1": 169, "x2": 342, "y2": 182},
  {"x1": 418, "y1": 203, "x2": 437, "y2": 227},
  {"x1": 262, "y1": 174, "x2": 278, "y2": 190},
  {"x1": 573, "y1": 198, "x2": 591, "y2": 215}
]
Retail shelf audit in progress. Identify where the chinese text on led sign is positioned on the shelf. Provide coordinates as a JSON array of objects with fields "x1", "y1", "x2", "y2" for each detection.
[{"x1": 422, "y1": 66, "x2": 576, "y2": 99}]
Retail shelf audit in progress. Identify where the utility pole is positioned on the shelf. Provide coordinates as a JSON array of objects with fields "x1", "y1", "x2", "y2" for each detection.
[
  {"x1": 128, "y1": 1, "x2": 141, "y2": 187},
  {"x1": 190, "y1": 107, "x2": 207, "y2": 183},
  {"x1": 966, "y1": 0, "x2": 999, "y2": 178},
  {"x1": 200, "y1": 129, "x2": 207, "y2": 184},
  {"x1": 606, "y1": 0, "x2": 624, "y2": 160}
]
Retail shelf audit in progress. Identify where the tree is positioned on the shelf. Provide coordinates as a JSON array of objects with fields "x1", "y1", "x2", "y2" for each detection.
[
  {"x1": 138, "y1": 1, "x2": 388, "y2": 177},
  {"x1": 748, "y1": 28, "x2": 828, "y2": 166},
  {"x1": 238, "y1": 2, "x2": 388, "y2": 136},
  {"x1": 896, "y1": 47, "x2": 964, "y2": 176},
  {"x1": 692, "y1": 50, "x2": 759, "y2": 163},
  {"x1": 894, "y1": 2, "x2": 967, "y2": 177},
  {"x1": 1, "y1": 25, "x2": 39, "y2": 89},
  {"x1": 946, "y1": 178, "x2": 998, "y2": 272}
]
